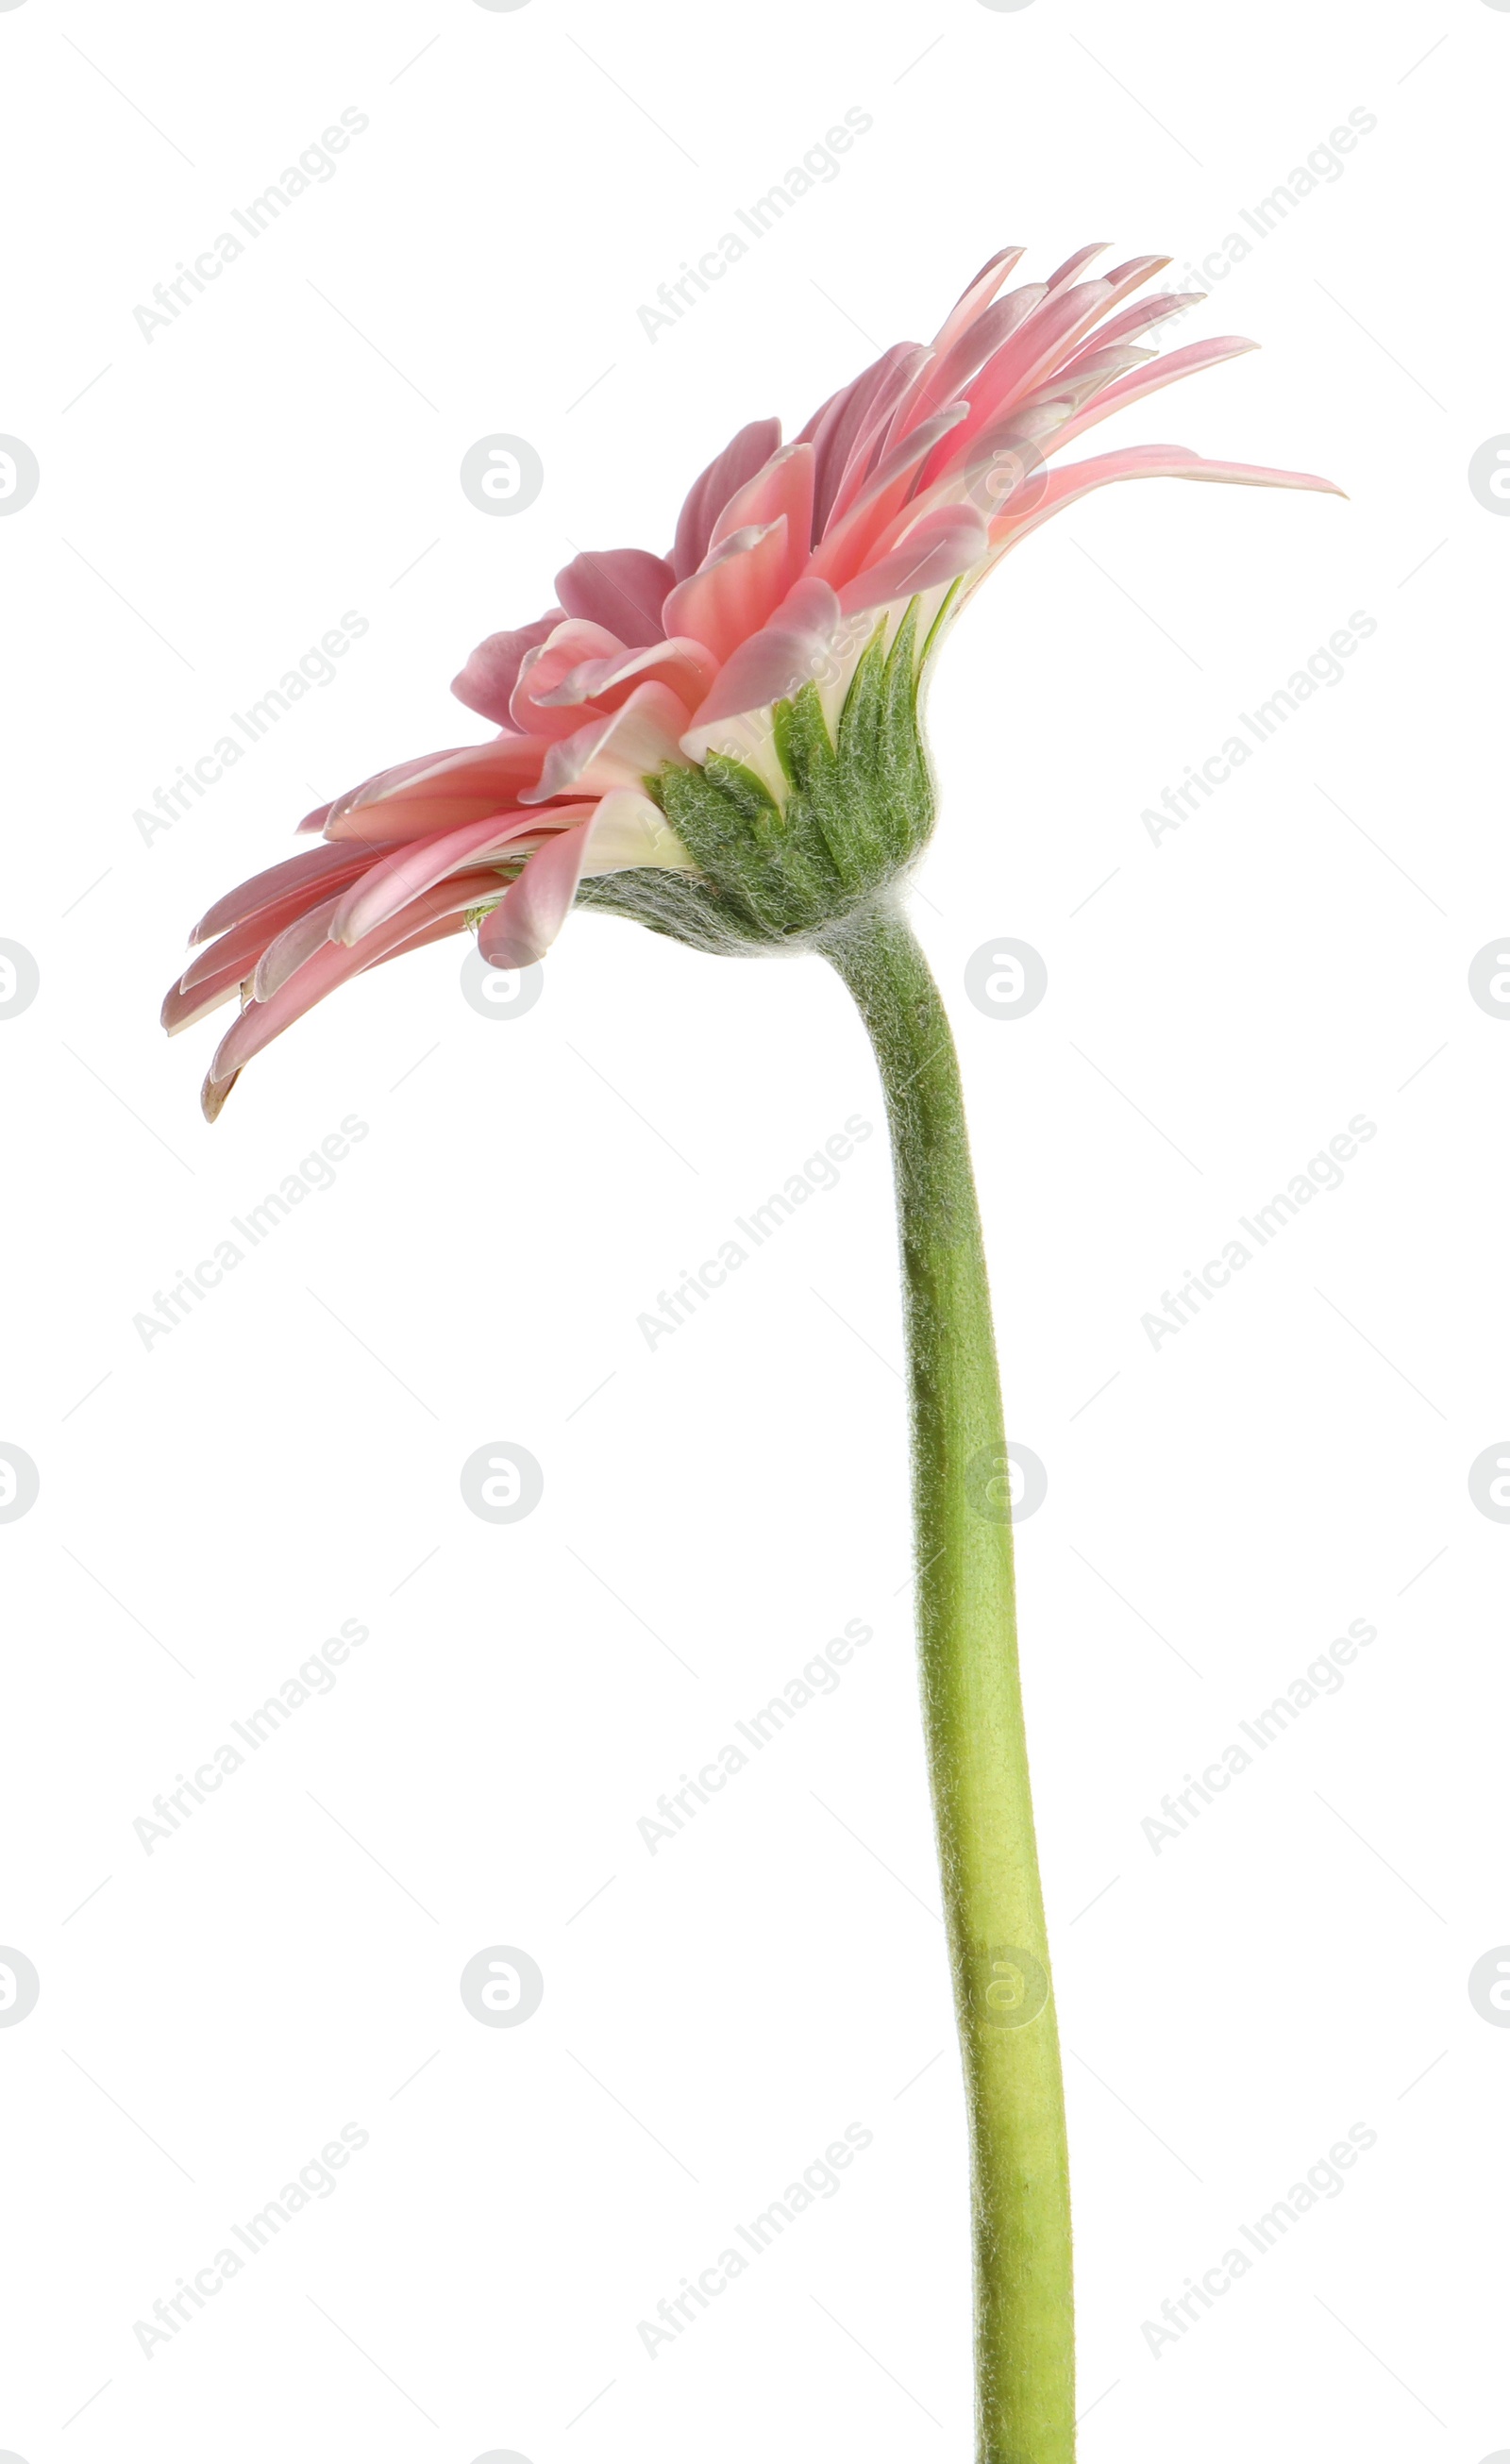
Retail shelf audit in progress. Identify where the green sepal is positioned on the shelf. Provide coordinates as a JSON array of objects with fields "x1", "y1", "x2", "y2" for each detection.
[{"x1": 592, "y1": 596, "x2": 938, "y2": 954}]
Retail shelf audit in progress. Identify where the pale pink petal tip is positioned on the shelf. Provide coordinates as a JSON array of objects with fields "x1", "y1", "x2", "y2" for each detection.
[{"x1": 1175, "y1": 457, "x2": 1347, "y2": 496}]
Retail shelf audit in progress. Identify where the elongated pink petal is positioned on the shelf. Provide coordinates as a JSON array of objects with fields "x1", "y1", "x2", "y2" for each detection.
[
  {"x1": 874, "y1": 288, "x2": 1043, "y2": 464},
  {"x1": 327, "y1": 745, "x2": 531, "y2": 818},
  {"x1": 253, "y1": 891, "x2": 348, "y2": 1001},
  {"x1": 188, "y1": 843, "x2": 378, "y2": 947},
  {"x1": 685, "y1": 577, "x2": 842, "y2": 737},
  {"x1": 661, "y1": 518, "x2": 792, "y2": 664},
  {"x1": 834, "y1": 505, "x2": 989, "y2": 617},
  {"x1": 164, "y1": 963, "x2": 247, "y2": 1036},
  {"x1": 809, "y1": 342, "x2": 919, "y2": 538},
  {"x1": 517, "y1": 680, "x2": 694, "y2": 806},
  {"x1": 955, "y1": 277, "x2": 1114, "y2": 419},
  {"x1": 709, "y1": 444, "x2": 814, "y2": 599},
  {"x1": 555, "y1": 547, "x2": 675, "y2": 646},
  {"x1": 181, "y1": 884, "x2": 347, "y2": 997},
  {"x1": 511, "y1": 619, "x2": 627, "y2": 737},
  {"x1": 929, "y1": 246, "x2": 1027, "y2": 359},
  {"x1": 206, "y1": 869, "x2": 511, "y2": 1090},
  {"x1": 946, "y1": 263, "x2": 1176, "y2": 458},
  {"x1": 1040, "y1": 241, "x2": 1112, "y2": 296},
  {"x1": 478, "y1": 819, "x2": 596, "y2": 968},
  {"x1": 1047, "y1": 336, "x2": 1259, "y2": 453},
  {"x1": 1010, "y1": 344, "x2": 1156, "y2": 419},
  {"x1": 987, "y1": 443, "x2": 1344, "y2": 554},
  {"x1": 810, "y1": 407, "x2": 972, "y2": 588},
  {"x1": 363, "y1": 910, "x2": 472, "y2": 971},
  {"x1": 328, "y1": 806, "x2": 593, "y2": 947},
  {"x1": 823, "y1": 345, "x2": 937, "y2": 530},
  {"x1": 1069, "y1": 289, "x2": 1203, "y2": 355},
  {"x1": 451, "y1": 612, "x2": 563, "y2": 722},
  {"x1": 899, "y1": 290, "x2": 1061, "y2": 438},
  {"x1": 534, "y1": 634, "x2": 718, "y2": 713},
  {"x1": 323, "y1": 740, "x2": 551, "y2": 841},
  {"x1": 323, "y1": 796, "x2": 534, "y2": 846},
  {"x1": 669, "y1": 418, "x2": 781, "y2": 579}
]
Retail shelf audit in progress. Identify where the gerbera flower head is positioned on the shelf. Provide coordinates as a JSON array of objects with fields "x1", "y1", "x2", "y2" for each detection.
[{"x1": 166, "y1": 241, "x2": 1338, "y2": 1116}]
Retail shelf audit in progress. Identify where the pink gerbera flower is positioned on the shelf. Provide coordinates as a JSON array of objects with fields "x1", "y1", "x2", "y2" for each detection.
[{"x1": 166, "y1": 241, "x2": 1337, "y2": 1116}]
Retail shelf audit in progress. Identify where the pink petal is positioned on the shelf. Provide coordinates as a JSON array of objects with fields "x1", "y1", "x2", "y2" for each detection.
[
  {"x1": 207, "y1": 869, "x2": 511, "y2": 1089},
  {"x1": 363, "y1": 910, "x2": 472, "y2": 971},
  {"x1": 555, "y1": 547, "x2": 675, "y2": 646},
  {"x1": 834, "y1": 504, "x2": 989, "y2": 617},
  {"x1": 477, "y1": 819, "x2": 596, "y2": 968},
  {"x1": 987, "y1": 442, "x2": 1344, "y2": 552},
  {"x1": 685, "y1": 577, "x2": 842, "y2": 733},
  {"x1": 809, "y1": 406, "x2": 971, "y2": 588},
  {"x1": 1067, "y1": 289, "x2": 1204, "y2": 356},
  {"x1": 928, "y1": 246, "x2": 1027, "y2": 359},
  {"x1": 511, "y1": 619, "x2": 627, "y2": 738},
  {"x1": 1049, "y1": 337, "x2": 1259, "y2": 455},
  {"x1": 328, "y1": 806, "x2": 593, "y2": 947},
  {"x1": 253, "y1": 890, "x2": 349, "y2": 1001},
  {"x1": 660, "y1": 518, "x2": 792, "y2": 665},
  {"x1": 808, "y1": 342, "x2": 919, "y2": 538},
  {"x1": 1040, "y1": 241, "x2": 1112, "y2": 296},
  {"x1": 163, "y1": 964, "x2": 247, "y2": 1037},
  {"x1": 451, "y1": 612, "x2": 564, "y2": 723},
  {"x1": 708, "y1": 444, "x2": 814, "y2": 599},
  {"x1": 822, "y1": 345, "x2": 937, "y2": 531},
  {"x1": 956, "y1": 277, "x2": 1115, "y2": 420},
  {"x1": 517, "y1": 680, "x2": 694, "y2": 806},
  {"x1": 534, "y1": 633, "x2": 718, "y2": 714},
  {"x1": 294, "y1": 800, "x2": 333, "y2": 838},
  {"x1": 669, "y1": 418, "x2": 782, "y2": 579},
  {"x1": 180, "y1": 883, "x2": 348, "y2": 1000},
  {"x1": 1009, "y1": 343, "x2": 1156, "y2": 419},
  {"x1": 323, "y1": 739, "x2": 551, "y2": 842},
  {"x1": 892, "y1": 289, "x2": 1054, "y2": 444},
  {"x1": 188, "y1": 843, "x2": 378, "y2": 948},
  {"x1": 948, "y1": 261, "x2": 1174, "y2": 455}
]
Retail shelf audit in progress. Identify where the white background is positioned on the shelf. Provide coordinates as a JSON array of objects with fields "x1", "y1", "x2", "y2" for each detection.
[{"x1": 1, "y1": 1, "x2": 1504, "y2": 2457}]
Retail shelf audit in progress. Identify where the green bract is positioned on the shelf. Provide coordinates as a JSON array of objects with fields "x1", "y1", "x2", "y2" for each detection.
[{"x1": 578, "y1": 600, "x2": 941, "y2": 955}]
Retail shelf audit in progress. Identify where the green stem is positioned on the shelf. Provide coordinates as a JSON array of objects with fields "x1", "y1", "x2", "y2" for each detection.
[{"x1": 820, "y1": 896, "x2": 1075, "y2": 2463}]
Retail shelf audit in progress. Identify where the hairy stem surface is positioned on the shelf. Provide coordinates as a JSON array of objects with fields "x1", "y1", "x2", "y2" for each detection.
[{"x1": 821, "y1": 896, "x2": 1074, "y2": 2463}]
